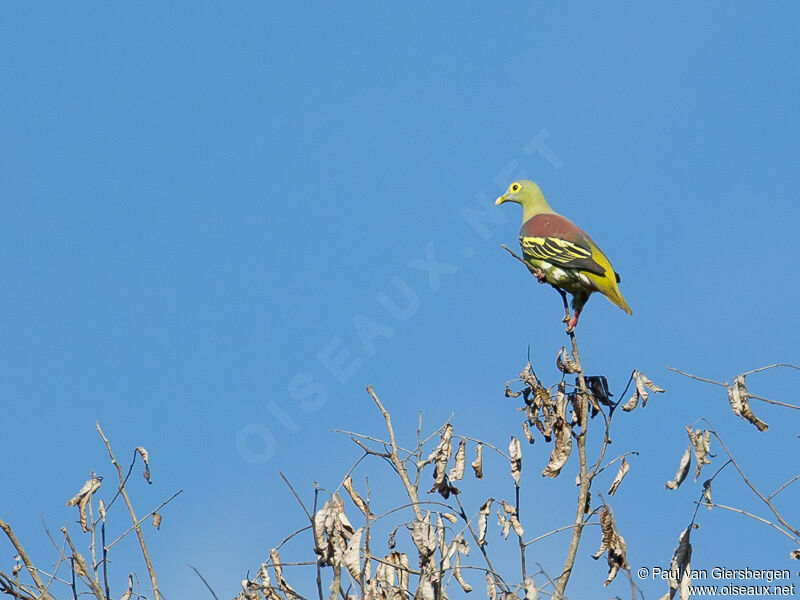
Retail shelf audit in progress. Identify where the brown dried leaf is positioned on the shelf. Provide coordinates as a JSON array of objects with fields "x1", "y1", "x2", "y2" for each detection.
[
  {"x1": 621, "y1": 387, "x2": 641, "y2": 412},
  {"x1": 662, "y1": 526, "x2": 693, "y2": 600},
  {"x1": 522, "y1": 577, "x2": 538, "y2": 600},
  {"x1": 98, "y1": 500, "x2": 106, "y2": 523},
  {"x1": 623, "y1": 370, "x2": 665, "y2": 411},
  {"x1": 686, "y1": 427, "x2": 712, "y2": 480},
  {"x1": 343, "y1": 527, "x2": 363, "y2": 579},
  {"x1": 497, "y1": 509, "x2": 511, "y2": 539},
  {"x1": 585, "y1": 375, "x2": 614, "y2": 407},
  {"x1": 608, "y1": 458, "x2": 630, "y2": 496},
  {"x1": 639, "y1": 371, "x2": 665, "y2": 393},
  {"x1": 152, "y1": 512, "x2": 162, "y2": 529},
  {"x1": 486, "y1": 573, "x2": 498, "y2": 600},
  {"x1": 542, "y1": 417, "x2": 572, "y2": 478},
  {"x1": 477, "y1": 498, "x2": 493, "y2": 546},
  {"x1": 509, "y1": 437, "x2": 522, "y2": 485},
  {"x1": 556, "y1": 346, "x2": 579, "y2": 374},
  {"x1": 449, "y1": 438, "x2": 467, "y2": 482},
  {"x1": 415, "y1": 574, "x2": 435, "y2": 600},
  {"x1": 72, "y1": 550, "x2": 89, "y2": 577},
  {"x1": 342, "y1": 475, "x2": 373, "y2": 519},
  {"x1": 66, "y1": 476, "x2": 102, "y2": 506},
  {"x1": 471, "y1": 442, "x2": 484, "y2": 479},
  {"x1": 120, "y1": 574, "x2": 134, "y2": 600},
  {"x1": 410, "y1": 513, "x2": 436, "y2": 564},
  {"x1": 510, "y1": 515, "x2": 524, "y2": 537},
  {"x1": 66, "y1": 476, "x2": 102, "y2": 533},
  {"x1": 136, "y1": 446, "x2": 151, "y2": 483},
  {"x1": 591, "y1": 504, "x2": 628, "y2": 586},
  {"x1": 790, "y1": 549, "x2": 800, "y2": 560},
  {"x1": 441, "y1": 512, "x2": 458, "y2": 524},
  {"x1": 666, "y1": 444, "x2": 692, "y2": 490},
  {"x1": 270, "y1": 548, "x2": 300, "y2": 598},
  {"x1": 522, "y1": 421, "x2": 535, "y2": 444},
  {"x1": 453, "y1": 551, "x2": 472, "y2": 592},
  {"x1": 727, "y1": 375, "x2": 769, "y2": 431},
  {"x1": 428, "y1": 424, "x2": 455, "y2": 497}
]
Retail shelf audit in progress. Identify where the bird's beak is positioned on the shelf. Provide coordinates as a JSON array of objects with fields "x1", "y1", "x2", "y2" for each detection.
[{"x1": 495, "y1": 194, "x2": 507, "y2": 206}]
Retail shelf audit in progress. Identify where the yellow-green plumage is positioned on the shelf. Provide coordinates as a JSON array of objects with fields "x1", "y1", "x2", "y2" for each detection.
[{"x1": 496, "y1": 180, "x2": 631, "y2": 330}]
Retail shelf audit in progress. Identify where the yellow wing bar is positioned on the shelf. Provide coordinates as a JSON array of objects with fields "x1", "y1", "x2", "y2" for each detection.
[{"x1": 520, "y1": 236, "x2": 605, "y2": 276}]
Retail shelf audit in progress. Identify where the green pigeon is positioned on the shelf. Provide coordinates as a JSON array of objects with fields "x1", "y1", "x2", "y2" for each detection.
[{"x1": 495, "y1": 180, "x2": 632, "y2": 331}]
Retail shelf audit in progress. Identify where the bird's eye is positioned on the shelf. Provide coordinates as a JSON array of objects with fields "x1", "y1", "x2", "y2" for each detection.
[{"x1": 511, "y1": 183, "x2": 521, "y2": 192}]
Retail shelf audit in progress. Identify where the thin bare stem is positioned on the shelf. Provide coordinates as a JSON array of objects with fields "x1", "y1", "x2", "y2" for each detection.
[
  {"x1": 280, "y1": 472, "x2": 312, "y2": 521},
  {"x1": 365, "y1": 386, "x2": 423, "y2": 522},
  {"x1": 96, "y1": 423, "x2": 160, "y2": 600},
  {"x1": 553, "y1": 329, "x2": 591, "y2": 600},
  {"x1": 668, "y1": 367, "x2": 800, "y2": 411},
  {"x1": 453, "y1": 494, "x2": 508, "y2": 592},
  {"x1": 0, "y1": 519, "x2": 54, "y2": 600},
  {"x1": 705, "y1": 423, "x2": 800, "y2": 539},
  {"x1": 62, "y1": 528, "x2": 104, "y2": 600},
  {"x1": 770, "y1": 475, "x2": 800, "y2": 500},
  {"x1": 106, "y1": 490, "x2": 183, "y2": 550},
  {"x1": 312, "y1": 484, "x2": 323, "y2": 600},
  {"x1": 707, "y1": 503, "x2": 798, "y2": 543},
  {"x1": 187, "y1": 565, "x2": 220, "y2": 600},
  {"x1": 524, "y1": 523, "x2": 601, "y2": 547}
]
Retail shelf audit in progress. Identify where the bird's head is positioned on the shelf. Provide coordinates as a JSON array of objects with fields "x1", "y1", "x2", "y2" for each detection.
[{"x1": 495, "y1": 180, "x2": 553, "y2": 219}]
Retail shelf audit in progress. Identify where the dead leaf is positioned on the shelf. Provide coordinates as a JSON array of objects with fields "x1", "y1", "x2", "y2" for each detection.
[
  {"x1": 428, "y1": 424, "x2": 455, "y2": 498},
  {"x1": 343, "y1": 527, "x2": 363, "y2": 579},
  {"x1": 522, "y1": 577, "x2": 538, "y2": 600},
  {"x1": 585, "y1": 375, "x2": 614, "y2": 407},
  {"x1": 623, "y1": 370, "x2": 665, "y2": 411},
  {"x1": 608, "y1": 458, "x2": 630, "y2": 496},
  {"x1": 342, "y1": 476, "x2": 373, "y2": 519},
  {"x1": 136, "y1": 446, "x2": 151, "y2": 483},
  {"x1": 542, "y1": 417, "x2": 572, "y2": 478},
  {"x1": 557, "y1": 346, "x2": 580, "y2": 374},
  {"x1": 726, "y1": 375, "x2": 769, "y2": 431},
  {"x1": 486, "y1": 573, "x2": 498, "y2": 600},
  {"x1": 472, "y1": 442, "x2": 484, "y2": 479},
  {"x1": 453, "y1": 551, "x2": 472, "y2": 592},
  {"x1": 522, "y1": 421, "x2": 535, "y2": 444},
  {"x1": 410, "y1": 513, "x2": 436, "y2": 564},
  {"x1": 477, "y1": 498, "x2": 493, "y2": 546},
  {"x1": 662, "y1": 526, "x2": 693, "y2": 600},
  {"x1": 666, "y1": 444, "x2": 692, "y2": 490},
  {"x1": 449, "y1": 438, "x2": 467, "y2": 482},
  {"x1": 591, "y1": 504, "x2": 628, "y2": 586},
  {"x1": 66, "y1": 476, "x2": 102, "y2": 533},
  {"x1": 152, "y1": 513, "x2": 162, "y2": 529},
  {"x1": 686, "y1": 427, "x2": 711, "y2": 480},
  {"x1": 509, "y1": 437, "x2": 522, "y2": 485}
]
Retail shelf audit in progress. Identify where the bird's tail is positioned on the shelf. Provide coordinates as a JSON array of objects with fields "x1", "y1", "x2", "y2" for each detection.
[{"x1": 605, "y1": 285, "x2": 633, "y2": 315}]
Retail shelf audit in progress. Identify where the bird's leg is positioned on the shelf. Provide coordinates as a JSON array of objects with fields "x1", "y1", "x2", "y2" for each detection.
[
  {"x1": 566, "y1": 292, "x2": 589, "y2": 333},
  {"x1": 535, "y1": 271, "x2": 547, "y2": 284},
  {"x1": 555, "y1": 287, "x2": 571, "y2": 324},
  {"x1": 566, "y1": 308, "x2": 581, "y2": 333}
]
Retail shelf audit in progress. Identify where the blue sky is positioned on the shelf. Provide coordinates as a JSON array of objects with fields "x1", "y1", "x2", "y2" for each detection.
[{"x1": 1, "y1": 2, "x2": 799, "y2": 598}]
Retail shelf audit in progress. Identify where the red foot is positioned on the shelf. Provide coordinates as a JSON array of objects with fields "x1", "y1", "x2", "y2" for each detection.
[
  {"x1": 535, "y1": 272, "x2": 547, "y2": 284},
  {"x1": 566, "y1": 313, "x2": 580, "y2": 333}
]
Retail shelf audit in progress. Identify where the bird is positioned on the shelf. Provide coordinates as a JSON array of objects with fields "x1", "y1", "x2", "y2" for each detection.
[{"x1": 495, "y1": 180, "x2": 631, "y2": 332}]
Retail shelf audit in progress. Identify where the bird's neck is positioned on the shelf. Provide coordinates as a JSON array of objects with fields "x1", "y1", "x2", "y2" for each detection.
[{"x1": 522, "y1": 200, "x2": 557, "y2": 222}]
